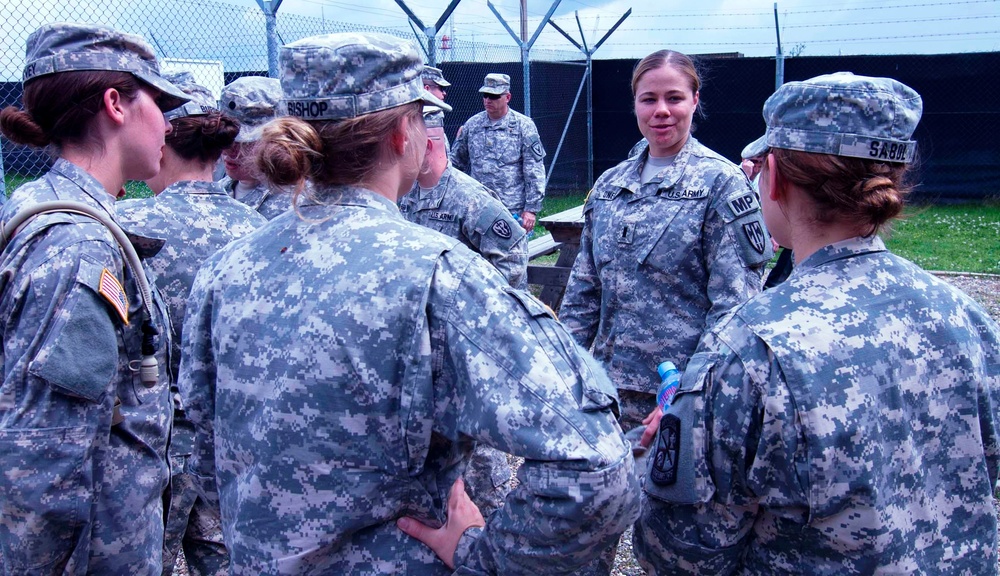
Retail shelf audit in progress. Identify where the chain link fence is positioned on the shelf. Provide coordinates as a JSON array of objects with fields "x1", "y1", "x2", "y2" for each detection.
[
  {"x1": 3, "y1": 1, "x2": 997, "y2": 200},
  {"x1": 0, "y1": 0, "x2": 590, "y2": 196}
]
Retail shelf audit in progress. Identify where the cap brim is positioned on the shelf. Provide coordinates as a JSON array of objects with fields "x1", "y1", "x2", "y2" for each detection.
[
  {"x1": 135, "y1": 71, "x2": 191, "y2": 112},
  {"x1": 479, "y1": 87, "x2": 507, "y2": 95},
  {"x1": 433, "y1": 79, "x2": 451, "y2": 87},
  {"x1": 741, "y1": 135, "x2": 768, "y2": 160},
  {"x1": 420, "y1": 89, "x2": 451, "y2": 113},
  {"x1": 235, "y1": 122, "x2": 267, "y2": 143}
]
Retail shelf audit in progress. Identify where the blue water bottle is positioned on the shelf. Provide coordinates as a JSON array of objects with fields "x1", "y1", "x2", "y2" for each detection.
[
  {"x1": 650, "y1": 361, "x2": 681, "y2": 486},
  {"x1": 655, "y1": 361, "x2": 680, "y2": 410}
]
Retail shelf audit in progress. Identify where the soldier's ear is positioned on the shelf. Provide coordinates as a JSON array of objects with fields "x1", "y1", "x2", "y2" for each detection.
[{"x1": 763, "y1": 153, "x2": 783, "y2": 203}]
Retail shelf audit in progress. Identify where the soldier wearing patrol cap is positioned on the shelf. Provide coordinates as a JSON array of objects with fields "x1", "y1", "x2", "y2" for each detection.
[
  {"x1": 561, "y1": 49, "x2": 772, "y2": 438},
  {"x1": 635, "y1": 72, "x2": 1000, "y2": 573},
  {"x1": 118, "y1": 71, "x2": 267, "y2": 576},
  {"x1": 218, "y1": 76, "x2": 292, "y2": 219},
  {"x1": 421, "y1": 65, "x2": 450, "y2": 101},
  {"x1": 179, "y1": 31, "x2": 638, "y2": 574},
  {"x1": 451, "y1": 72, "x2": 548, "y2": 233},
  {"x1": 0, "y1": 21, "x2": 185, "y2": 573},
  {"x1": 400, "y1": 106, "x2": 528, "y2": 289}
]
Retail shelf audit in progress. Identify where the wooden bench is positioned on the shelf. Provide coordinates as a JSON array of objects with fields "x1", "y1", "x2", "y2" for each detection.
[
  {"x1": 528, "y1": 234, "x2": 562, "y2": 259},
  {"x1": 526, "y1": 205, "x2": 585, "y2": 310}
]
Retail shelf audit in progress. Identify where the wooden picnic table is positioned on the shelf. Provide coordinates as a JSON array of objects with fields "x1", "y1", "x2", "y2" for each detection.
[{"x1": 527, "y1": 204, "x2": 584, "y2": 310}]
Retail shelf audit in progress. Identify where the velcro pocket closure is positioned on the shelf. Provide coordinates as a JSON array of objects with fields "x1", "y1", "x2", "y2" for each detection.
[
  {"x1": 643, "y1": 351, "x2": 718, "y2": 505},
  {"x1": 28, "y1": 258, "x2": 119, "y2": 403}
]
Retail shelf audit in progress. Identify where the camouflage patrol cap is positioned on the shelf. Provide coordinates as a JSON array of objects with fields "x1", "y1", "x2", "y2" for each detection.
[
  {"x1": 22, "y1": 22, "x2": 189, "y2": 112},
  {"x1": 221, "y1": 76, "x2": 281, "y2": 142},
  {"x1": 277, "y1": 32, "x2": 451, "y2": 122},
  {"x1": 479, "y1": 73, "x2": 511, "y2": 95},
  {"x1": 163, "y1": 71, "x2": 217, "y2": 121},
  {"x1": 422, "y1": 105, "x2": 445, "y2": 129},
  {"x1": 743, "y1": 72, "x2": 922, "y2": 164},
  {"x1": 422, "y1": 66, "x2": 451, "y2": 87}
]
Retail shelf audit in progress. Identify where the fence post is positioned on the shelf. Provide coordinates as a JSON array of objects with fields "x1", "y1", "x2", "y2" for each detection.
[
  {"x1": 256, "y1": 0, "x2": 284, "y2": 78},
  {"x1": 394, "y1": 0, "x2": 463, "y2": 66},
  {"x1": 0, "y1": 145, "x2": 6, "y2": 199},
  {"x1": 774, "y1": 2, "x2": 784, "y2": 89},
  {"x1": 488, "y1": 0, "x2": 562, "y2": 118},
  {"x1": 548, "y1": 9, "x2": 630, "y2": 189}
]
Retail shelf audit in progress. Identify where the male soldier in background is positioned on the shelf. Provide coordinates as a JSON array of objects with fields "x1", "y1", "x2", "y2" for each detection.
[
  {"x1": 400, "y1": 106, "x2": 528, "y2": 289},
  {"x1": 421, "y1": 65, "x2": 449, "y2": 101},
  {"x1": 421, "y1": 66, "x2": 452, "y2": 154},
  {"x1": 218, "y1": 76, "x2": 291, "y2": 219},
  {"x1": 451, "y1": 73, "x2": 547, "y2": 232}
]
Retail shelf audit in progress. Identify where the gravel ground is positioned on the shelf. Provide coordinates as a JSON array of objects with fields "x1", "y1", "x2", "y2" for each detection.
[{"x1": 174, "y1": 273, "x2": 1000, "y2": 576}]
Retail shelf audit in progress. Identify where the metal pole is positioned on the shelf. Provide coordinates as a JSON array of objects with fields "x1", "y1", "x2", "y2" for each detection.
[
  {"x1": 548, "y1": 8, "x2": 630, "y2": 188},
  {"x1": 586, "y1": 54, "x2": 593, "y2": 188},
  {"x1": 394, "y1": 0, "x2": 463, "y2": 66},
  {"x1": 545, "y1": 66, "x2": 589, "y2": 189},
  {"x1": 0, "y1": 145, "x2": 6, "y2": 199},
  {"x1": 774, "y1": 2, "x2": 784, "y2": 89},
  {"x1": 256, "y1": 0, "x2": 284, "y2": 78},
  {"x1": 489, "y1": 0, "x2": 561, "y2": 118}
]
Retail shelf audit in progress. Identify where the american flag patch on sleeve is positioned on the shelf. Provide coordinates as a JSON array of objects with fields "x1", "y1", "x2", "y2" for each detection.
[{"x1": 98, "y1": 268, "x2": 129, "y2": 325}]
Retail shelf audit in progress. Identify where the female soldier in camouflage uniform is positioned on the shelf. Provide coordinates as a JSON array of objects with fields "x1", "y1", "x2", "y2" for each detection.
[
  {"x1": 635, "y1": 72, "x2": 1000, "y2": 574},
  {"x1": 117, "y1": 73, "x2": 267, "y2": 576},
  {"x1": 0, "y1": 22, "x2": 188, "y2": 574},
  {"x1": 217, "y1": 76, "x2": 292, "y2": 220},
  {"x1": 560, "y1": 50, "x2": 773, "y2": 435},
  {"x1": 179, "y1": 32, "x2": 638, "y2": 575}
]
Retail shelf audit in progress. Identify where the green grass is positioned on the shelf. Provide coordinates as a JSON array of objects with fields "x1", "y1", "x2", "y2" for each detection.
[
  {"x1": 535, "y1": 194, "x2": 1000, "y2": 275},
  {"x1": 4, "y1": 173, "x2": 153, "y2": 200},
  {"x1": 887, "y1": 203, "x2": 1000, "y2": 274}
]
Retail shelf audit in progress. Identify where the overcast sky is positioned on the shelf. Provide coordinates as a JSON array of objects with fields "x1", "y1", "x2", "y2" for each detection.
[
  {"x1": 2, "y1": 0, "x2": 998, "y2": 82},
  {"x1": 261, "y1": 0, "x2": 1000, "y2": 60}
]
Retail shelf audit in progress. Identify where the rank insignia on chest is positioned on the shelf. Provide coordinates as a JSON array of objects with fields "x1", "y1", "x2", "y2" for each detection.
[
  {"x1": 491, "y1": 218, "x2": 512, "y2": 239},
  {"x1": 743, "y1": 221, "x2": 767, "y2": 254},
  {"x1": 98, "y1": 268, "x2": 130, "y2": 324}
]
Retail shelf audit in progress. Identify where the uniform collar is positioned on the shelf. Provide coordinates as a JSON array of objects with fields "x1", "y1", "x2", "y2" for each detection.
[
  {"x1": 48, "y1": 158, "x2": 166, "y2": 258},
  {"x1": 49, "y1": 158, "x2": 119, "y2": 217},
  {"x1": 161, "y1": 180, "x2": 229, "y2": 196},
  {"x1": 795, "y1": 235, "x2": 887, "y2": 271},
  {"x1": 606, "y1": 136, "x2": 700, "y2": 199},
  {"x1": 300, "y1": 184, "x2": 404, "y2": 217}
]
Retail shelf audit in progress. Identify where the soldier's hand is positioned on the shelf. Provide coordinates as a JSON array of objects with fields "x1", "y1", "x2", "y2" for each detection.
[
  {"x1": 521, "y1": 211, "x2": 536, "y2": 232},
  {"x1": 640, "y1": 406, "x2": 664, "y2": 448},
  {"x1": 397, "y1": 477, "x2": 485, "y2": 569}
]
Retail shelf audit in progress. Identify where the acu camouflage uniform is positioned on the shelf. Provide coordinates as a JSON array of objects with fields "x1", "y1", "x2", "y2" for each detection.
[
  {"x1": 559, "y1": 136, "x2": 772, "y2": 429},
  {"x1": 180, "y1": 187, "x2": 639, "y2": 575},
  {"x1": 0, "y1": 159, "x2": 173, "y2": 575},
  {"x1": 0, "y1": 22, "x2": 187, "y2": 575},
  {"x1": 399, "y1": 164, "x2": 528, "y2": 290},
  {"x1": 118, "y1": 179, "x2": 266, "y2": 576},
  {"x1": 220, "y1": 76, "x2": 293, "y2": 220},
  {"x1": 400, "y1": 129, "x2": 529, "y2": 512},
  {"x1": 217, "y1": 176, "x2": 293, "y2": 220},
  {"x1": 179, "y1": 31, "x2": 638, "y2": 575},
  {"x1": 634, "y1": 236, "x2": 1000, "y2": 574},
  {"x1": 451, "y1": 104, "x2": 547, "y2": 214}
]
